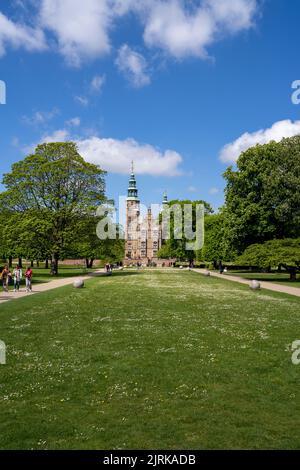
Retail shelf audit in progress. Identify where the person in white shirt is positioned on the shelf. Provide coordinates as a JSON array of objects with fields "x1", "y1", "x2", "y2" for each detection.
[{"x1": 13, "y1": 265, "x2": 22, "y2": 292}]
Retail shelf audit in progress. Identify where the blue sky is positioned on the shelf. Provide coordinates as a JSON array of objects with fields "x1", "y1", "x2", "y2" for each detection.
[{"x1": 0, "y1": 0, "x2": 300, "y2": 211}]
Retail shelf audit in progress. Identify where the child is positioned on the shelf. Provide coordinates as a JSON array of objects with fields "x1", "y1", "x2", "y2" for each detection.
[
  {"x1": 25, "y1": 266, "x2": 33, "y2": 292},
  {"x1": 13, "y1": 265, "x2": 22, "y2": 292}
]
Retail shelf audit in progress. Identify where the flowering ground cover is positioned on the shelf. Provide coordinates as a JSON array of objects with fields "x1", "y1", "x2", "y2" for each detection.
[{"x1": 0, "y1": 270, "x2": 300, "y2": 449}]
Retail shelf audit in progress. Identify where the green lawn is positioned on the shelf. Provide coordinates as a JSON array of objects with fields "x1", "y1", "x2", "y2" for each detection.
[
  {"x1": 0, "y1": 270, "x2": 300, "y2": 450},
  {"x1": 227, "y1": 271, "x2": 300, "y2": 287}
]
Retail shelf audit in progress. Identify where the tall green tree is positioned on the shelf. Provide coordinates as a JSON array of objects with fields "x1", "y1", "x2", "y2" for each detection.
[
  {"x1": 68, "y1": 215, "x2": 125, "y2": 268},
  {"x1": 223, "y1": 136, "x2": 300, "y2": 254},
  {"x1": 199, "y1": 213, "x2": 227, "y2": 263},
  {"x1": 158, "y1": 199, "x2": 212, "y2": 263},
  {"x1": 237, "y1": 239, "x2": 300, "y2": 281},
  {"x1": 0, "y1": 142, "x2": 106, "y2": 273}
]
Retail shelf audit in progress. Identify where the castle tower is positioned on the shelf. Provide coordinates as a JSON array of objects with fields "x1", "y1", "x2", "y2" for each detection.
[
  {"x1": 162, "y1": 192, "x2": 169, "y2": 208},
  {"x1": 159, "y1": 192, "x2": 169, "y2": 250},
  {"x1": 124, "y1": 166, "x2": 168, "y2": 265},
  {"x1": 125, "y1": 162, "x2": 141, "y2": 260}
]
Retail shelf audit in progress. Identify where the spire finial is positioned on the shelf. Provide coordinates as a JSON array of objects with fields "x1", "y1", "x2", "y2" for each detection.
[{"x1": 131, "y1": 160, "x2": 134, "y2": 174}]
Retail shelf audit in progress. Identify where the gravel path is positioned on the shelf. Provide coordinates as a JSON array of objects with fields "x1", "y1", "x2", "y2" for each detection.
[
  {"x1": 0, "y1": 270, "x2": 108, "y2": 304},
  {"x1": 192, "y1": 269, "x2": 300, "y2": 298}
]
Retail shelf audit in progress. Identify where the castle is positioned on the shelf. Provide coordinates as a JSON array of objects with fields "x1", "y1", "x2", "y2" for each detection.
[{"x1": 124, "y1": 164, "x2": 174, "y2": 267}]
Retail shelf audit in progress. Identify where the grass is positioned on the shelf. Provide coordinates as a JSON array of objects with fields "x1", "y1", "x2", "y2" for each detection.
[
  {"x1": 227, "y1": 271, "x2": 300, "y2": 287},
  {"x1": 0, "y1": 269, "x2": 300, "y2": 450}
]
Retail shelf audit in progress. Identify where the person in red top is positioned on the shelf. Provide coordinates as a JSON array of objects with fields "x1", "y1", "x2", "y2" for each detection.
[{"x1": 25, "y1": 267, "x2": 33, "y2": 293}]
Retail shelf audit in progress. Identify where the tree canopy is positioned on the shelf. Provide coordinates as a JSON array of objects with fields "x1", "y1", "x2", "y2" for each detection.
[
  {"x1": 237, "y1": 239, "x2": 300, "y2": 280},
  {"x1": 157, "y1": 199, "x2": 211, "y2": 262},
  {"x1": 0, "y1": 142, "x2": 110, "y2": 272},
  {"x1": 223, "y1": 136, "x2": 300, "y2": 254}
]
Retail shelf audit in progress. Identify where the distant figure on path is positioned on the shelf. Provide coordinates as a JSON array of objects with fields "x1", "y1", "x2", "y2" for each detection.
[
  {"x1": 219, "y1": 260, "x2": 224, "y2": 274},
  {"x1": 25, "y1": 267, "x2": 33, "y2": 292},
  {"x1": 13, "y1": 265, "x2": 22, "y2": 292},
  {"x1": 1, "y1": 266, "x2": 11, "y2": 292}
]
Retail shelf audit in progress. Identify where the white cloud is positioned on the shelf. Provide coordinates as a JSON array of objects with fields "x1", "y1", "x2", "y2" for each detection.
[
  {"x1": 24, "y1": 130, "x2": 183, "y2": 176},
  {"x1": 77, "y1": 136, "x2": 182, "y2": 176},
  {"x1": 22, "y1": 128, "x2": 70, "y2": 154},
  {"x1": 0, "y1": 1, "x2": 260, "y2": 66},
  {"x1": 187, "y1": 186, "x2": 198, "y2": 193},
  {"x1": 207, "y1": 0, "x2": 257, "y2": 32},
  {"x1": 143, "y1": 0, "x2": 258, "y2": 59},
  {"x1": 220, "y1": 120, "x2": 300, "y2": 163},
  {"x1": 209, "y1": 187, "x2": 219, "y2": 195},
  {"x1": 39, "y1": 0, "x2": 112, "y2": 66},
  {"x1": 116, "y1": 44, "x2": 150, "y2": 87},
  {"x1": 143, "y1": 1, "x2": 214, "y2": 59},
  {"x1": 91, "y1": 74, "x2": 106, "y2": 93},
  {"x1": 74, "y1": 96, "x2": 89, "y2": 107},
  {"x1": 66, "y1": 117, "x2": 81, "y2": 127},
  {"x1": 43, "y1": 129, "x2": 70, "y2": 143},
  {"x1": 22, "y1": 108, "x2": 59, "y2": 126},
  {"x1": 0, "y1": 11, "x2": 46, "y2": 57}
]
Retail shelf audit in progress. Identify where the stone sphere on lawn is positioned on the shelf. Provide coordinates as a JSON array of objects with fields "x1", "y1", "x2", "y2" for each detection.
[
  {"x1": 73, "y1": 279, "x2": 85, "y2": 289},
  {"x1": 250, "y1": 280, "x2": 261, "y2": 290}
]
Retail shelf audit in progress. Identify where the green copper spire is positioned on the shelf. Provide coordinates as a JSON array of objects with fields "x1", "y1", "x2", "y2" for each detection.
[
  {"x1": 127, "y1": 161, "x2": 139, "y2": 201},
  {"x1": 162, "y1": 191, "x2": 168, "y2": 206}
]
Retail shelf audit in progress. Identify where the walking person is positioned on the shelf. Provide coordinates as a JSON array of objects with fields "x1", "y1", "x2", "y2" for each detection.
[
  {"x1": 1, "y1": 266, "x2": 11, "y2": 292},
  {"x1": 219, "y1": 260, "x2": 224, "y2": 274},
  {"x1": 25, "y1": 266, "x2": 33, "y2": 293},
  {"x1": 219, "y1": 261, "x2": 224, "y2": 274},
  {"x1": 13, "y1": 265, "x2": 22, "y2": 292}
]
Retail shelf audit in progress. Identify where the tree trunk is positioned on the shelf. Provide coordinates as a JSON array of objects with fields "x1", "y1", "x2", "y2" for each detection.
[
  {"x1": 45, "y1": 259, "x2": 49, "y2": 269},
  {"x1": 54, "y1": 255, "x2": 59, "y2": 275},
  {"x1": 85, "y1": 258, "x2": 94, "y2": 269},
  {"x1": 8, "y1": 256, "x2": 12, "y2": 268},
  {"x1": 18, "y1": 257, "x2": 22, "y2": 268},
  {"x1": 51, "y1": 255, "x2": 59, "y2": 275},
  {"x1": 290, "y1": 269, "x2": 297, "y2": 282},
  {"x1": 31, "y1": 260, "x2": 34, "y2": 268}
]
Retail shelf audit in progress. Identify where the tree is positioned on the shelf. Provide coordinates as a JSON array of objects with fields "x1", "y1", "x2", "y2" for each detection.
[
  {"x1": 158, "y1": 199, "x2": 212, "y2": 263},
  {"x1": 237, "y1": 239, "x2": 300, "y2": 280},
  {"x1": 0, "y1": 210, "x2": 53, "y2": 267},
  {"x1": 67, "y1": 215, "x2": 125, "y2": 268},
  {"x1": 197, "y1": 212, "x2": 234, "y2": 263},
  {"x1": 0, "y1": 210, "x2": 13, "y2": 264},
  {"x1": 223, "y1": 136, "x2": 300, "y2": 254},
  {"x1": 0, "y1": 142, "x2": 106, "y2": 274}
]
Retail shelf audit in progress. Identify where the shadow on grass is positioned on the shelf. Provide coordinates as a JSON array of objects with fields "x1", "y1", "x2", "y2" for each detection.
[
  {"x1": 100, "y1": 270, "x2": 141, "y2": 278},
  {"x1": 229, "y1": 271, "x2": 300, "y2": 285}
]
